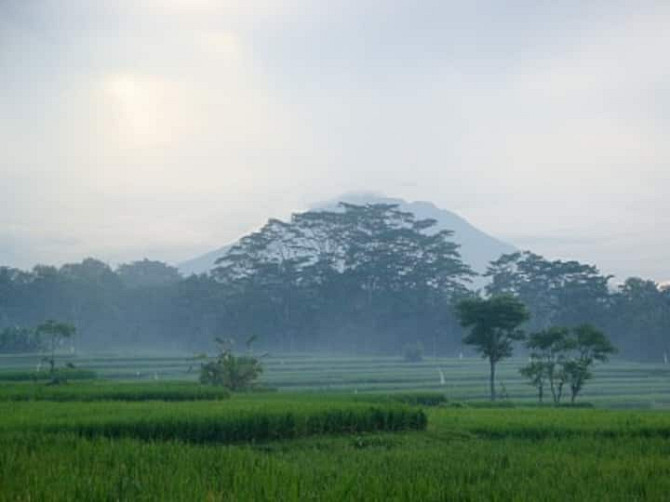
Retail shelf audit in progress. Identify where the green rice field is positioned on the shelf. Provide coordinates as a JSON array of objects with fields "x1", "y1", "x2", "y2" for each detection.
[
  {"x1": 2, "y1": 352, "x2": 669, "y2": 407},
  {"x1": 1, "y1": 353, "x2": 669, "y2": 500}
]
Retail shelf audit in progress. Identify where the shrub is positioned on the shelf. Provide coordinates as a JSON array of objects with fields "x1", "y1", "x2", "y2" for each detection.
[{"x1": 199, "y1": 337, "x2": 263, "y2": 391}]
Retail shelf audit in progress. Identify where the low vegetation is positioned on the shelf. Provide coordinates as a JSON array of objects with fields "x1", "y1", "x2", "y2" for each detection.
[
  {"x1": 0, "y1": 381, "x2": 227, "y2": 402},
  {"x1": 356, "y1": 391, "x2": 448, "y2": 407},
  {"x1": 198, "y1": 336, "x2": 264, "y2": 391},
  {"x1": 0, "y1": 367, "x2": 97, "y2": 382},
  {"x1": 521, "y1": 324, "x2": 617, "y2": 403},
  {"x1": 2, "y1": 398, "x2": 426, "y2": 443},
  {"x1": 0, "y1": 352, "x2": 668, "y2": 500},
  {"x1": 5, "y1": 210, "x2": 668, "y2": 364},
  {"x1": 1, "y1": 398, "x2": 669, "y2": 501}
]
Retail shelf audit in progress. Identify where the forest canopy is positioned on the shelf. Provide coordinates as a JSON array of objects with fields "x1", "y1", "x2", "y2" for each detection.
[{"x1": 0, "y1": 204, "x2": 667, "y2": 360}]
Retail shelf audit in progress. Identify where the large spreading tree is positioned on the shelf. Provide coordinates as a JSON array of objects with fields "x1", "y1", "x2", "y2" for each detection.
[{"x1": 213, "y1": 203, "x2": 474, "y2": 352}]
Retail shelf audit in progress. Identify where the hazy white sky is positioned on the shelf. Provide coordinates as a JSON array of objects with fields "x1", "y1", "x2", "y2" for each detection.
[{"x1": 1, "y1": 0, "x2": 668, "y2": 280}]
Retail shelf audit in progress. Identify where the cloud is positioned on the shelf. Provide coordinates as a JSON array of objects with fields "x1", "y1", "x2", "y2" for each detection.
[{"x1": 1, "y1": 0, "x2": 669, "y2": 280}]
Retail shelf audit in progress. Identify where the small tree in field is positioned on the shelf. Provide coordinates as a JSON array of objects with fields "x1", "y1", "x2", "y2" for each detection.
[
  {"x1": 521, "y1": 324, "x2": 616, "y2": 404},
  {"x1": 36, "y1": 320, "x2": 76, "y2": 378},
  {"x1": 521, "y1": 327, "x2": 571, "y2": 404},
  {"x1": 199, "y1": 336, "x2": 264, "y2": 391},
  {"x1": 564, "y1": 324, "x2": 617, "y2": 403},
  {"x1": 456, "y1": 295, "x2": 529, "y2": 400},
  {"x1": 519, "y1": 361, "x2": 547, "y2": 403}
]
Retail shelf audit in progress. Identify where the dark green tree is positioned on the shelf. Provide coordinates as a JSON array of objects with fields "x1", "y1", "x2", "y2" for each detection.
[
  {"x1": 199, "y1": 336, "x2": 264, "y2": 391},
  {"x1": 213, "y1": 203, "x2": 473, "y2": 354},
  {"x1": 117, "y1": 259, "x2": 182, "y2": 289},
  {"x1": 519, "y1": 361, "x2": 547, "y2": 403},
  {"x1": 564, "y1": 324, "x2": 617, "y2": 403},
  {"x1": 456, "y1": 295, "x2": 530, "y2": 400},
  {"x1": 607, "y1": 278, "x2": 669, "y2": 362},
  {"x1": 520, "y1": 327, "x2": 571, "y2": 404},
  {"x1": 486, "y1": 252, "x2": 611, "y2": 331},
  {"x1": 521, "y1": 324, "x2": 616, "y2": 404}
]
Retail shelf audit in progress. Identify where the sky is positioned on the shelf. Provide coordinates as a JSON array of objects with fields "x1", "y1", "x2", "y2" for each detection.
[{"x1": 1, "y1": 0, "x2": 668, "y2": 281}]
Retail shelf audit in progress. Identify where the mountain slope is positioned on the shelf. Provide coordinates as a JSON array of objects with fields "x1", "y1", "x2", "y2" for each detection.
[{"x1": 178, "y1": 194, "x2": 516, "y2": 277}]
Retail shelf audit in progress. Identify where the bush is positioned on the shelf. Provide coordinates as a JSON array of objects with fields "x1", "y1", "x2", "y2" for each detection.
[
  {"x1": 199, "y1": 337, "x2": 263, "y2": 391},
  {"x1": 200, "y1": 355, "x2": 262, "y2": 391}
]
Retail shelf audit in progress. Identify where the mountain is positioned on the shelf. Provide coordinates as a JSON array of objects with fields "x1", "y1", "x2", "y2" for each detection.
[
  {"x1": 178, "y1": 194, "x2": 517, "y2": 278},
  {"x1": 179, "y1": 245, "x2": 233, "y2": 277}
]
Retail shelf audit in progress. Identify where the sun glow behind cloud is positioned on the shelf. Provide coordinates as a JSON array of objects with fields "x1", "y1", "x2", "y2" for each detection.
[{"x1": 102, "y1": 73, "x2": 170, "y2": 147}]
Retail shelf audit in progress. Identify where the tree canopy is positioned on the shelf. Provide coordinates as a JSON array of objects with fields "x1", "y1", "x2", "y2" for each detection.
[
  {"x1": 0, "y1": 205, "x2": 666, "y2": 361},
  {"x1": 456, "y1": 295, "x2": 530, "y2": 400}
]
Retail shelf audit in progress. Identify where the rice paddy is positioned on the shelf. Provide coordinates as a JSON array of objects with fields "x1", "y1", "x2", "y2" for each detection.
[
  {"x1": 2, "y1": 352, "x2": 668, "y2": 407},
  {"x1": 1, "y1": 353, "x2": 669, "y2": 500}
]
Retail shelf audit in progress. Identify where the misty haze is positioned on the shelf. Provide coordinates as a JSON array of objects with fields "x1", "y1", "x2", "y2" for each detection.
[{"x1": 1, "y1": 2, "x2": 669, "y2": 501}]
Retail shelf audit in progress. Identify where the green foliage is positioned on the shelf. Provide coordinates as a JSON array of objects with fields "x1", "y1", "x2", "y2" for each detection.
[
  {"x1": 456, "y1": 295, "x2": 529, "y2": 400},
  {"x1": 457, "y1": 295, "x2": 529, "y2": 363},
  {"x1": 116, "y1": 259, "x2": 181, "y2": 289},
  {"x1": 1, "y1": 351, "x2": 664, "y2": 406},
  {"x1": 564, "y1": 324, "x2": 617, "y2": 403},
  {"x1": 519, "y1": 361, "x2": 547, "y2": 402},
  {"x1": 521, "y1": 324, "x2": 617, "y2": 404},
  {"x1": 0, "y1": 381, "x2": 228, "y2": 402},
  {"x1": 1, "y1": 399, "x2": 426, "y2": 443},
  {"x1": 212, "y1": 202, "x2": 474, "y2": 353},
  {"x1": 608, "y1": 277, "x2": 670, "y2": 361},
  {"x1": 520, "y1": 326, "x2": 571, "y2": 403},
  {"x1": 358, "y1": 392, "x2": 447, "y2": 407},
  {"x1": 1, "y1": 405, "x2": 670, "y2": 501},
  {"x1": 199, "y1": 337, "x2": 264, "y2": 391},
  {"x1": 1, "y1": 230, "x2": 667, "y2": 361},
  {"x1": 485, "y1": 251, "x2": 611, "y2": 331}
]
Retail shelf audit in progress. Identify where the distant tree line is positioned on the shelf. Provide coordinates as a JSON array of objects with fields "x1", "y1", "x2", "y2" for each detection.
[{"x1": 0, "y1": 203, "x2": 667, "y2": 360}]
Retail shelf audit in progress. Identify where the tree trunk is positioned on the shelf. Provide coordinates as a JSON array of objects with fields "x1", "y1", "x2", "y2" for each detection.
[
  {"x1": 556, "y1": 382, "x2": 563, "y2": 405},
  {"x1": 489, "y1": 359, "x2": 496, "y2": 401},
  {"x1": 50, "y1": 335, "x2": 56, "y2": 375},
  {"x1": 549, "y1": 376, "x2": 557, "y2": 404}
]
